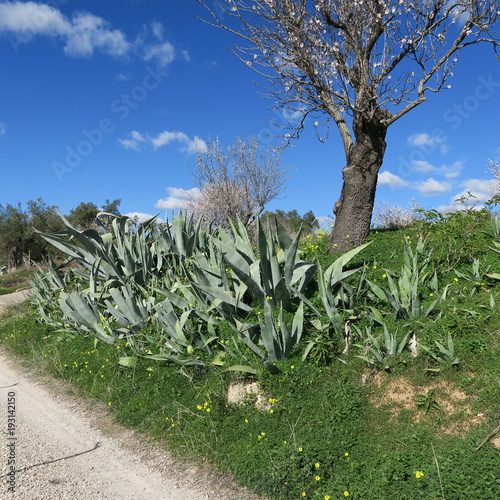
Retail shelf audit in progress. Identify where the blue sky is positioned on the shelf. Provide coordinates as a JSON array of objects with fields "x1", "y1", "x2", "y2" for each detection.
[{"x1": 0, "y1": 1, "x2": 499, "y2": 225}]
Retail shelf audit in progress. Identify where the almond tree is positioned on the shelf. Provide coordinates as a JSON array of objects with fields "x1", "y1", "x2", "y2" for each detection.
[
  {"x1": 187, "y1": 137, "x2": 291, "y2": 228},
  {"x1": 488, "y1": 151, "x2": 500, "y2": 195},
  {"x1": 197, "y1": 0, "x2": 500, "y2": 251}
]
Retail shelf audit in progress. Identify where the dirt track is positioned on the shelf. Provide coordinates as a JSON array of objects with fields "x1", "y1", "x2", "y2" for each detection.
[{"x1": 0, "y1": 293, "x2": 261, "y2": 500}]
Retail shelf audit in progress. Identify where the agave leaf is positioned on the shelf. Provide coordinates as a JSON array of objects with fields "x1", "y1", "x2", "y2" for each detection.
[
  {"x1": 118, "y1": 356, "x2": 138, "y2": 368},
  {"x1": 259, "y1": 299, "x2": 281, "y2": 362},
  {"x1": 146, "y1": 354, "x2": 207, "y2": 366},
  {"x1": 291, "y1": 301, "x2": 304, "y2": 345},
  {"x1": 486, "y1": 273, "x2": 500, "y2": 280},
  {"x1": 223, "y1": 365, "x2": 258, "y2": 375}
]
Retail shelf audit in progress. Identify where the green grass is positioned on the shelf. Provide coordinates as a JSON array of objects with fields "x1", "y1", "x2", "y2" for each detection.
[
  {"x1": 0, "y1": 268, "x2": 33, "y2": 294},
  {"x1": 2, "y1": 219, "x2": 500, "y2": 499}
]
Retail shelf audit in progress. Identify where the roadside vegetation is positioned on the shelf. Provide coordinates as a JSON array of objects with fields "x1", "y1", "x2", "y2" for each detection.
[{"x1": 1, "y1": 204, "x2": 500, "y2": 500}]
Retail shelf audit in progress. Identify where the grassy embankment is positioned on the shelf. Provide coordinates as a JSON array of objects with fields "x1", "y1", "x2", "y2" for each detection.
[{"x1": 1, "y1": 210, "x2": 500, "y2": 500}]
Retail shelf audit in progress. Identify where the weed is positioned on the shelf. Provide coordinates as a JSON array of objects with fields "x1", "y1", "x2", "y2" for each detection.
[{"x1": 414, "y1": 389, "x2": 442, "y2": 414}]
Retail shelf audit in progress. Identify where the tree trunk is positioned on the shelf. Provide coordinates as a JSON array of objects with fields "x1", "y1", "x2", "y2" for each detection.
[
  {"x1": 328, "y1": 114, "x2": 388, "y2": 253},
  {"x1": 7, "y1": 246, "x2": 18, "y2": 273}
]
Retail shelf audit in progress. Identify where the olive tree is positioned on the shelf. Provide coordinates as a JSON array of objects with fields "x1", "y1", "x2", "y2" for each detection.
[
  {"x1": 187, "y1": 137, "x2": 291, "y2": 228},
  {"x1": 197, "y1": 0, "x2": 500, "y2": 251},
  {"x1": 0, "y1": 198, "x2": 63, "y2": 271}
]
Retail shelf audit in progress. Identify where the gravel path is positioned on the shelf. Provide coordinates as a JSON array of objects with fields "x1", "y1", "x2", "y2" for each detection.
[{"x1": 0, "y1": 292, "x2": 262, "y2": 500}]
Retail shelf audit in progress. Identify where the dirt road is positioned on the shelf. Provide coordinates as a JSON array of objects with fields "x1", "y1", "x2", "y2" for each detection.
[{"x1": 0, "y1": 293, "x2": 261, "y2": 500}]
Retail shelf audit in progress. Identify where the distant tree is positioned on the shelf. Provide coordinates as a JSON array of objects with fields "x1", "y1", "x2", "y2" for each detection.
[
  {"x1": 261, "y1": 209, "x2": 319, "y2": 236},
  {"x1": 68, "y1": 199, "x2": 121, "y2": 229},
  {"x1": 372, "y1": 200, "x2": 422, "y2": 229},
  {"x1": 187, "y1": 137, "x2": 291, "y2": 228},
  {"x1": 198, "y1": 0, "x2": 500, "y2": 252},
  {"x1": 0, "y1": 198, "x2": 63, "y2": 271},
  {"x1": 0, "y1": 203, "x2": 27, "y2": 271},
  {"x1": 101, "y1": 198, "x2": 122, "y2": 215},
  {"x1": 99, "y1": 198, "x2": 122, "y2": 229},
  {"x1": 25, "y1": 198, "x2": 65, "y2": 261},
  {"x1": 68, "y1": 202, "x2": 99, "y2": 229}
]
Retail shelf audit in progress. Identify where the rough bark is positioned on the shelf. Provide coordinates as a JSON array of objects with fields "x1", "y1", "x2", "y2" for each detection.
[{"x1": 329, "y1": 114, "x2": 388, "y2": 252}]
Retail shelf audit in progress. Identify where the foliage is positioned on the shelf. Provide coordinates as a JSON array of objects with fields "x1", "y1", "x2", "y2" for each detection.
[
  {"x1": 414, "y1": 389, "x2": 442, "y2": 414},
  {"x1": 0, "y1": 269, "x2": 33, "y2": 295},
  {"x1": 421, "y1": 335, "x2": 460, "y2": 369},
  {"x1": 354, "y1": 323, "x2": 409, "y2": 371},
  {"x1": 0, "y1": 198, "x2": 65, "y2": 270},
  {"x1": 413, "y1": 198, "x2": 491, "y2": 272},
  {"x1": 67, "y1": 201, "x2": 99, "y2": 229},
  {"x1": 3, "y1": 206, "x2": 500, "y2": 499},
  {"x1": 366, "y1": 236, "x2": 446, "y2": 319},
  {"x1": 261, "y1": 209, "x2": 319, "y2": 238},
  {"x1": 68, "y1": 198, "x2": 121, "y2": 229}
]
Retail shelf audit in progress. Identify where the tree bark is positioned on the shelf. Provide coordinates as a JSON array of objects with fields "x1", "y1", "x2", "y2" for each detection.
[
  {"x1": 7, "y1": 246, "x2": 18, "y2": 273},
  {"x1": 329, "y1": 114, "x2": 388, "y2": 253}
]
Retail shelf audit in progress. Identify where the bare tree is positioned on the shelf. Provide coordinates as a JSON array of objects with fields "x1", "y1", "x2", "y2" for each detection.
[
  {"x1": 197, "y1": 0, "x2": 500, "y2": 251},
  {"x1": 187, "y1": 137, "x2": 291, "y2": 228}
]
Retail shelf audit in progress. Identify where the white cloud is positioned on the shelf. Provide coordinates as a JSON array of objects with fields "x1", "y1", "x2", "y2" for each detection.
[
  {"x1": 150, "y1": 131, "x2": 189, "y2": 149},
  {"x1": 134, "y1": 21, "x2": 183, "y2": 68},
  {"x1": 0, "y1": 2, "x2": 68, "y2": 35},
  {"x1": 408, "y1": 133, "x2": 434, "y2": 148},
  {"x1": 151, "y1": 131, "x2": 207, "y2": 154},
  {"x1": 407, "y1": 131, "x2": 449, "y2": 154},
  {"x1": 378, "y1": 170, "x2": 410, "y2": 188},
  {"x1": 0, "y1": 2, "x2": 129, "y2": 57},
  {"x1": 118, "y1": 130, "x2": 207, "y2": 154},
  {"x1": 443, "y1": 162, "x2": 463, "y2": 179},
  {"x1": 118, "y1": 130, "x2": 147, "y2": 151},
  {"x1": 150, "y1": 22, "x2": 164, "y2": 41},
  {"x1": 0, "y1": 3, "x2": 183, "y2": 67},
  {"x1": 416, "y1": 178, "x2": 452, "y2": 196},
  {"x1": 0, "y1": 123, "x2": 5, "y2": 135},
  {"x1": 64, "y1": 12, "x2": 129, "y2": 57},
  {"x1": 124, "y1": 212, "x2": 164, "y2": 224},
  {"x1": 450, "y1": 179, "x2": 495, "y2": 205},
  {"x1": 411, "y1": 159, "x2": 463, "y2": 178},
  {"x1": 412, "y1": 160, "x2": 434, "y2": 173},
  {"x1": 143, "y1": 41, "x2": 175, "y2": 67},
  {"x1": 155, "y1": 187, "x2": 200, "y2": 210}
]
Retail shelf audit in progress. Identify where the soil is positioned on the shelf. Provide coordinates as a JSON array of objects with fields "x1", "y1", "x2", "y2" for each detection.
[
  {"x1": 367, "y1": 371, "x2": 500, "y2": 447},
  {"x1": 0, "y1": 291, "x2": 263, "y2": 500}
]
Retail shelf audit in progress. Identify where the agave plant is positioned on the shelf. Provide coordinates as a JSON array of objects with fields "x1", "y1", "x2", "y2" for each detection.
[
  {"x1": 36, "y1": 212, "x2": 160, "y2": 288},
  {"x1": 366, "y1": 237, "x2": 447, "y2": 319},
  {"x1": 354, "y1": 323, "x2": 409, "y2": 371},
  {"x1": 219, "y1": 218, "x2": 316, "y2": 311},
  {"x1": 314, "y1": 242, "x2": 371, "y2": 324}
]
